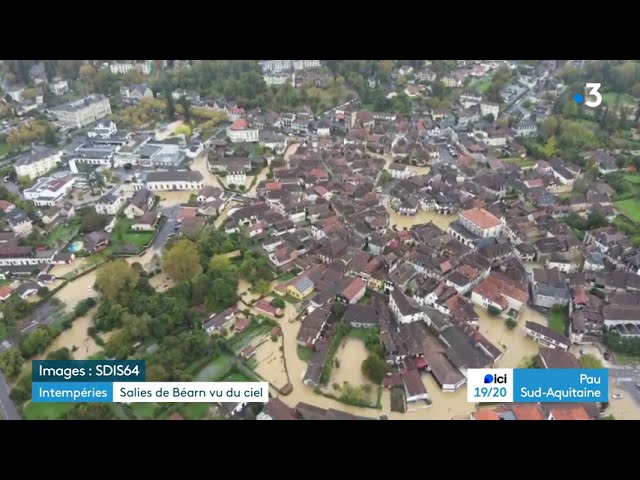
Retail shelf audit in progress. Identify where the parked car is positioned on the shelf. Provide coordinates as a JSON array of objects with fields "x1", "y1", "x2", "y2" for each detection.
[
  {"x1": 612, "y1": 393, "x2": 622, "y2": 400},
  {"x1": 603, "y1": 352, "x2": 610, "y2": 361}
]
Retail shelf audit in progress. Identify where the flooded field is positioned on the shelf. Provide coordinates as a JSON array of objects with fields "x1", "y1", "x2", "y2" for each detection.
[
  {"x1": 53, "y1": 270, "x2": 97, "y2": 310},
  {"x1": 155, "y1": 120, "x2": 184, "y2": 141},
  {"x1": 253, "y1": 338, "x2": 289, "y2": 391},
  {"x1": 157, "y1": 191, "x2": 193, "y2": 208},
  {"x1": 36, "y1": 308, "x2": 115, "y2": 361},
  {"x1": 477, "y1": 306, "x2": 543, "y2": 368},
  {"x1": 606, "y1": 382, "x2": 640, "y2": 420},
  {"x1": 48, "y1": 258, "x2": 91, "y2": 278},
  {"x1": 326, "y1": 337, "x2": 376, "y2": 403}
]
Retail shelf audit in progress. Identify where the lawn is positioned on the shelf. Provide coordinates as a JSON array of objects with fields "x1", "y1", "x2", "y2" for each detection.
[
  {"x1": 623, "y1": 174, "x2": 640, "y2": 185},
  {"x1": 614, "y1": 353, "x2": 640, "y2": 366},
  {"x1": 0, "y1": 142, "x2": 12, "y2": 158},
  {"x1": 615, "y1": 198, "x2": 640, "y2": 223},
  {"x1": 180, "y1": 402, "x2": 209, "y2": 420},
  {"x1": 277, "y1": 271, "x2": 299, "y2": 282},
  {"x1": 297, "y1": 345, "x2": 313, "y2": 362},
  {"x1": 23, "y1": 401, "x2": 75, "y2": 420},
  {"x1": 47, "y1": 223, "x2": 80, "y2": 248},
  {"x1": 471, "y1": 79, "x2": 491, "y2": 93},
  {"x1": 602, "y1": 91, "x2": 637, "y2": 108},
  {"x1": 282, "y1": 294, "x2": 301, "y2": 304},
  {"x1": 504, "y1": 157, "x2": 536, "y2": 168},
  {"x1": 195, "y1": 354, "x2": 234, "y2": 382},
  {"x1": 130, "y1": 402, "x2": 157, "y2": 420},
  {"x1": 223, "y1": 372, "x2": 251, "y2": 382},
  {"x1": 110, "y1": 217, "x2": 156, "y2": 252},
  {"x1": 549, "y1": 309, "x2": 568, "y2": 335}
]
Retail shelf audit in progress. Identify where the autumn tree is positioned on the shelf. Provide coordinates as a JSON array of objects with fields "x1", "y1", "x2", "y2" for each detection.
[
  {"x1": 96, "y1": 261, "x2": 140, "y2": 300},
  {"x1": 163, "y1": 239, "x2": 203, "y2": 282},
  {"x1": 79, "y1": 64, "x2": 97, "y2": 80}
]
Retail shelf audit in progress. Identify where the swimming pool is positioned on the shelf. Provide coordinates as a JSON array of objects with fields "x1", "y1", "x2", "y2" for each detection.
[{"x1": 68, "y1": 241, "x2": 84, "y2": 253}]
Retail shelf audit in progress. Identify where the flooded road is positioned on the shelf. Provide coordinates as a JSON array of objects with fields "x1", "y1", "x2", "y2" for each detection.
[
  {"x1": 606, "y1": 382, "x2": 640, "y2": 420},
  {"x1": 53, "y1": 271, "x2": 97, "y2": 309},
  {"x1": 254, "y1": 338, "x2": 288, "y2": 391},
  {"x1": 190, "y1": 151, "x2": 218, "y2": 187},
  {"x1": 384, "y1": 196, "x2": 457, "y2": 231}
]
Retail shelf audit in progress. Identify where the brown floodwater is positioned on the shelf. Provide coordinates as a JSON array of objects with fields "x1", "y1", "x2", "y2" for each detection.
[
  {"x1": 606, "y1": 382, "x2": 640, "y2": 420},
  {"x1": 384, "y1": 196, "x2": 457, "y2": 231},
  {"x1": 325, "y1": 337, "x2": 376, "y2": 403},
  {"x1": 149, "y1": 272, "x2": 175, "y2": 293},
  {"x1": 253, "y1": 338, "x2": 289, "y2": 391}
]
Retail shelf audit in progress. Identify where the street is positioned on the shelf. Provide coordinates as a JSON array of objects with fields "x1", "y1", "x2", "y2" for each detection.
[
  {"x1": 152, "y1": 205, "x2": 180, "y2": 252},
  {"x1": 0, "y1": 371, "x2": 21, "y2": 420}
]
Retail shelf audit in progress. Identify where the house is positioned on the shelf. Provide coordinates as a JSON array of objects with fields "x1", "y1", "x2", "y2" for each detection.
[
  {"x1": 589, "y1": 150, "x2": 619, "y2": 174},
  {"x1": 120, "y1": 84, "x2": 153, "y2": 102},
  {"x1": 303, "y1": 347, "x2": 330, "y2": 388},
  {"x1": 513, "y1": 121, "x2": 537, "y2": 137},
  {"x1": 203, "y1": 307, "x2": 238, "y2": 334},
  {"x1": 95, "y1": 190, "x2": 127, "y2": 216},
  {"x1": 49, "y1": 78, "x2": 69, "y2": 96},
  {"x1": 538, "y1": 348, "x2": 580, "y2": 369},
  {"x1": 402, "y1": 369, "x2": 430, "y2": 405},
  {"x1": 387, "y1": 162, "x2": 414, "y2": 180},
  {"x1": 338, "y1": 277, "x2": 367, "y2": 304},
  {"x1": 227, "y1": 170, "x2": 247, "y2": 186},
  {"x1": 551, "y1": 163, "x2": 575, "y2": 186},
  {"x1": 603, "y1": 305, "x2": 640, "y2": 336},
  {"x1": 217, "y1": 402, "x2": 247, "y2": 419},
  {"x1": 226, "y1": 118, "x2": 259, "y2": 143},
  {"x1": 480, "y1": 101, "x2": 499, "y2": 121},
  {"x1": 287, "y1": 276, "x2": 315, "y2": 300},
  {"x1": 14, "y1": 148, "x2": 62, "y2": 180},
  {"x1": 458, "y1": 207, "x2": 504, "y2": 238},
  {"x1": 524, "y1": 321, "x2": 570, "y2": 350},
  {"x1": 7, "y1": 209, "x2": 33, "y2": 237},
  {"x1": 197, "y1": 186, "x2": 224, "y2": 204},
  {"x1": 125, "y1": 188, "x2": 155, "y2": 219},
  {"x1": 471, "y1": 272, "x2": 528, "y2": 316},
  {"x1": 0, "y1": 201, "x2": 16, "y2": 214},
  {"x1": 297, "y1": 306, "x2": 331, "y2": 349},
  {"x1": 390, "y1": 288, "x2": 425, "y2": 324},
  {"x1": 343, "y1": 304, "x2": 378, "y2": 328},
  {"x1": 53, "y1": 94, "x2": 112, "y2": 129},
  {"x1": 416, "y1": 68, "x2": 436, "y2": 82},
  {"x1": 132, "y1": 212, "x2": 159, "y2": 231},
  {"x1": 84, "y1": 230, "x2": 109, "y2": 252},
  {"x1": 547, "y1": 405, "x2": 592, "y2": 421},
  {"x1": 15, "y1": 282, "x2": 40, "y2": 299},
  {"x1": 133, "y1": 171, "x2": 204, "y2": 191},
  {"x1": 257, "y1": 398, "x2": 297, "y2": 420},
  {"x1": 0, "y1": 286, "x2": 14, "y2": 301}
]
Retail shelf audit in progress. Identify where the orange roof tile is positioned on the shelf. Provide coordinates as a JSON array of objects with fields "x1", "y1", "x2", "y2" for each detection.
[{"x1": 460, "y1": 207, "x2": 502, "y2": 230}]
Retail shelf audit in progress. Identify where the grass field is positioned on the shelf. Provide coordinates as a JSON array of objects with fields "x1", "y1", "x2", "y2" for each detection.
[
  {"x1": 615, "y1": 198, "x2": 640, "y2": 223},
  {"x1": 623, "y1": 174, "x2": 640, "y2": 185},
  {"x1": 47, "y1": 223, "x2": 80, "y2": 248},
  {"x1": 472, "y1": 79, "x2": 491, "y2": 93},
  {"x1": 549, "y1": 309, "x2": 568, "y2": 335},
  {"x1": 23, "y1": 401, "x2": 75, "y2": 420},
  {"x1": 0, "y1": 142, "x2": 12, "y2": 158},
  {"x1": 230, "y1": 322, "x2": 273, "y2": 352},
  {"x1": 110, "y1": 217, "x2": 155, "y2": 253},
  {"x1": 602, "y1": 91, "x2": 637, "y2": 108},
  {"x1": 180, "y1": 402, "x2": 210, "y2": 420},
  {"x1": 195, "y1": 354, "x2": 234, "y2": 382},
  {"x1": 505, "y1": 157, "x2": 536, "y2": 168}
]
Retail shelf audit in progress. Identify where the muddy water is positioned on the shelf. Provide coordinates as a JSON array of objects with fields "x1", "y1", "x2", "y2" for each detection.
[
  {"x1": 155, "y1": 120, "x2": 184, "y2": 141},
  {"x1": 149, "y1": 272, "x2": 175, "y2": 293},
  {"x1": 157, "y1": 191, "x2": 193, "y2": 208},
  {"x1": 49, "y1": 258, "x2": 91, "y2": 278},
  {"x1": 385, "y1": 197, "x2": 457, "y2": 232},
  {"x1": 606, "y1": 382, "x2": 640, "y2": 420},
  {"x1": 284, "y1": 143, "x2": 300, "y2": 161},
  {"x1": 476, "y1": 306, "x2": 543, "y2": 368},
  {"x1": 53, "y1": 271, "x2": 98, "y2": 310},
  {"x1": 36, "y1": 308, "x2": 115, "y2": 361},
  {"x1": 326, "y1": 338, "x2": 376, "y2": 402},
  {"x1": 237, "y1": 278, "x2": 263, "y2": 306},
  {"x1": 254, "y1": 338, "x2": 288, "y2": 390}
]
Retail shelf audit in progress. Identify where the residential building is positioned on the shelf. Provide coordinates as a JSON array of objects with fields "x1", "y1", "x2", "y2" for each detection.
[
  {"x1": 287, "y1": 276, "x2": 315, "y2": 300},
  {"x1": 124, "y1": 188, "x2": 155, "y2": 218},
  {"x1": 70, "y1": 141, "x2": 115, "y2": 167},
  {"x1": 0, "y1": 246, "x2": 56, "y2": 266},
  {"x1": 49, "y1": 78, "x2": 69, "y2": 96},
  {"x1": 480, "y1": 101, "x2": 499, "y2": 120},
  {"x1": 203, "y1": 307, "x2": 238, "y2": 334},
  {"x1": 14, "y1": 148, "x2": 62, "y2": 180},
  {"x1": 84, "y1": 231, "x2": 109, "y2": 252},
  {"x1": 7, "y1": 209, "x2": 33, "y2": 237},
  {"x1": 390, "y1": 288, "x2": 425, "y2": 324},
  {"x1": 109, "y1": 62, "x2": 151, "y2": 76},
  {"x1": 387, "y1": 162, "x2": 414, "y2": 180},
  {"x1": 96, "y1": 190, "x2": 126, "y2": 215},
  {"x1": 120, "y1": 84, "x2": 153, "y2": 102},
  {"x1": 53, "y1": 94, "x2": 112, "y2": 129},
  {"x1": 343, "y1": 304, "x2": 378, "y2": 329},
  {"x1": 227, "y1": 170, "x2": 247, "y2": 186},
  {"x1": 132, "y1": 171, "x2": 204, "y2": 191},
  {"x1": 459, "y1": 207, "x2": 504, "y2": 238},
  {"x1": 132, "y1": 212, "x2": 159, "y2": 231},
  {"x1": 524, "y1": 321, "x2": 570, "y2": 350},
  {"x1": 226, "y1": 119, "x2": 259, "y2": 143},
  {"x1": 23, "y1": 174, "x2": 75, "y2": 207}
]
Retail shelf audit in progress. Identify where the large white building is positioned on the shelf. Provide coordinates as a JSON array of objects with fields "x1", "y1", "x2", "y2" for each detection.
[
  {"x1": 133, "y1": 170, "x2": 204, "y2": 191},
  {"x1": 0, "y1": 246, "x2": 57, "y2": 267},
  {"x1": 259, "y1": 60, "x2": 321, "y2": 73},
  {"x1": 227, "y1": 170, "x2": 247, "y2": 186},
  {"x1": 387, "y1": 162, "x2": 415, "y2": 180},
  {"x1": 480, "y1": 101, "x2": 500, "y2": 120},
  {"x1": 109, "y1": 62, "x2": 151, "y2": 75},
  {"x1": 95, "y1": 189, "x2": 127, "y2": 215},
  {"x1": 458, "y1": 207, "x2": 504, "y2": 238},
  {"x1": 54, "y1": 95, "x2": 112, "y2": 129},
  {"x1": 14, "y1": 148, "x2": 62, "y2": 180},
  {"x1": 23, "y1": 174, "x2": 75, "y2": 207},
  {"x1": 226, "y1": 119, "x2": 259, "y2": 143}
]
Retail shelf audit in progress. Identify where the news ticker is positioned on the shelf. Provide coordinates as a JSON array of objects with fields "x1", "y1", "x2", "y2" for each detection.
[
  {"x1": 467, "y1": 368, "x2": 608, "y2": 403},
  {"x1": 31, "y1": 360, "x2": 268, "y2": 403}
]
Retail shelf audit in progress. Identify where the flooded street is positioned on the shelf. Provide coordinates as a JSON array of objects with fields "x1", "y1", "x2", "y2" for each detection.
[
  {"x1": 326, "y1": 338, "x2": 376, "y2": 402},
  {"x1": 477, "y1": 306, "x2": 543, "y2": 368},
  {"x1": 254, "y1": 338, "x2": 288, "y2": 391},
  {"x1": 157, "y1": 191, "x2": 192, "y2": 208},
  {"x1": 606, "y1": 382, "x2": 640, "y2": 420},
  {"x1": 190, "y1": 151, "x2": 219, "y2": 187},
  {"x1": 49, "y1": 258, "x2": 91, "y2": 278},
  {"x1": 53, "y1": 271, "x2": 97, "y2": 309},
  {"x1": 384, "y1": 196, "x2": 457, "y2": 231},
  {"x1": 155, "y1": 120, "x2": 184, "y2": 141}
]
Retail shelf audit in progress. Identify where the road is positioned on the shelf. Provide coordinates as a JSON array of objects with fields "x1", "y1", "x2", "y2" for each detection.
[
  {"x1": 152, "y1": 205, "x2": 180, "y2": 252},
  {"x1": 0, "y1": 371, "x2": 20, "y2": 420},
  {"x1": 609, "y1": 368, "x2": 640, "y2": 406}
]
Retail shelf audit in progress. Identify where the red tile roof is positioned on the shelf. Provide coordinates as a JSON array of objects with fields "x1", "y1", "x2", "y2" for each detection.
[
  {"x1": 230, "y1": 118, "x2": 248, "y2": 130},
  {"x1": 460, "y1": 207, "x2": 502, "y2": 230},
  {"x1": 265, "y1": 182, "x2": 282, "y2": 191},
  {"x1": 0, "y1": 286, "x2": 13, "y2": 299},
  {"x1": 342, "y1": 277, "x2": 365, "y2": 302},
  {"x1": 235, "y1": 317, "x2": 250, "y2": 331},
  {"x1": 511, "y1": 405, "x2": 545, "y2": 420},
  {"x1": 550, "y1": 406, "x2": 591, "y2": 420},
  {"x1": 473, "y1": 409, "x2": 501, "y2": 420}
]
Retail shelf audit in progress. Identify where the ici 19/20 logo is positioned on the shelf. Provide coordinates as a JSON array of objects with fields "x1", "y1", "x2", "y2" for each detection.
[{"x1": 484, "y1": 373, "x2": 508, "y2": 384}]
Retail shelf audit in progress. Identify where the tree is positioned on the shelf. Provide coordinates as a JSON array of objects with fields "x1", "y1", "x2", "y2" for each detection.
[
  {"x1": 175, "y1": 124, "x2": 192, "y2": 137},
  {"x1": 542, "y1": 116, "x2": 559, "y2": 137},
  {"x1": 579, "y1": 353, "x2": 603, "y2": 369},
  {"x1": 37, "y1": 286, "x2": 49, "y2": 297},
  {"x1": 179, "y1": 96, "x2": 192, "y2": 123},
  {"x1": 483, "y1": 113, "x2": 495, "y2": 123},
  {"x1": 103, "y1": 330, "x2": 135, "y2": 359},
  {"x1": 505, "y1": 318, "x2": 518, "y2": 330},
  {"x1": 0, "y1": 348, "x2": 24, "y2": 379},
  {"x1": 96, "y1": 261, "x2": 140, "y2": 300},
  {"x1": 46, "y1": 347, "x2": 72, "y2": 361},
  {"x1": 163, "y1": 239, "x2": 203, "y2": 283},
  {"x1": 361, "y1": 354, "x2": 388, "y2": 384},
  {"x1": 93, "y1": 69, "x2": 117, "y2": 94},
  {"x1": 379, "y1": 170, "x2": 393, "y2": 184},
  {"x1": 270, "y1": 297, "x2": 285, "y2": 309},
  {"x1": 254, "y1": 279, "x2": 271, "y2": 296},
  {"x1": 164, "y1": 90, "x2": 176, "y2": 121},
  {"x1": 146, "y1": 364, "x2": 169, "y2": 382},
  {"x1": 79, "y1": 208, "x2": 109, "y2": 233},
  {"x1": 122, "y1": 313, "x2": 150, "y2": 341},
  {"x1": 487, "y1": 305, "x2": 501, "y2": 316},
  {"x1": 208, "y1": 255, "x2": 237, "y2": 277},
  {"x1": 79, "y1": 64, "x2": 97, "y2": 80}
]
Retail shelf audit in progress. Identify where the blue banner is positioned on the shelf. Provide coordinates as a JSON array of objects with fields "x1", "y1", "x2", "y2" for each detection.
[
  {"x1": 32, "y1": 382, "x2": 113, "y2": 402},
  {"x1": 32, "y1": 360, "x2": 145, "y2": 382},
  {"x1": 513, "y1": 368, "x2": 608, "y2": 403}
]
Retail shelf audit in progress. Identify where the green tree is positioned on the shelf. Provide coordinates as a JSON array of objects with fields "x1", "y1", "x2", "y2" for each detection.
[
  {"x1": 37, "y1": 286, "x2": 49, "y2": 297},
  {"x1": 163, "y1": 239, "x2": 203, "y2": 283},
  {"x1": 487, "y1": 305, "x2": 501, "y2": 316},
  {"x1": 254, "y1": 279, "x2": 271, "y2": 296},
  {"x1": 93, "y1": 69, "x2": 117, "y2": 95},
  {"x1": 95, "y1": 261, "x2": 140, "y2": 300},
  {"x1": 361, "y1": 354, "x2": 388, "y2": 384},
  {"x1": 0, "y1": 348, "x2": 24, "y2": 379},
  {"x1": 562, "y1": 100, "x2": 579, "y2": 119},
  {"x1": 505, "y1": 318, "x2": 518, "y2": 330},
  {"x1": 164, "y1": 90, "x2": 176, "y2": 121},
  {"x1": 122, "y1": 313, "x2": 151, "y2": 341},
  {"x1": 542, "y1": 116, "x2": 559, "y2": 137},
  {"x1": 208, "y1": 254, "x2": 237, "y2": 277},
  {"x1": 579, "y1": 353, "x2": 603, "y2": 369},
  {"x1": 79, "y1": 64, "x2": 97, "y2": 80},
  {"x1": 179, "y1": 96, "x2": 192, "y2": 123},
  {"x1": 146, "y1": 364, "x2": 169, "y2": 382},
  {"x1": 270, "y1": 297, "x2": 285, "y2": 309},
  {"x1": 104, "y1": 330, "x2": 135, "y2": 359},
  {"x1": 46, "y1": 347, "x2": 72, "y2": 361}
]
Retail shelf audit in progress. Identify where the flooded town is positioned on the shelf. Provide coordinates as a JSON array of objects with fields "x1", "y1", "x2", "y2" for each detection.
[{"x1": 2, "y1": 59, "x2": 640, "y2": 422}]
